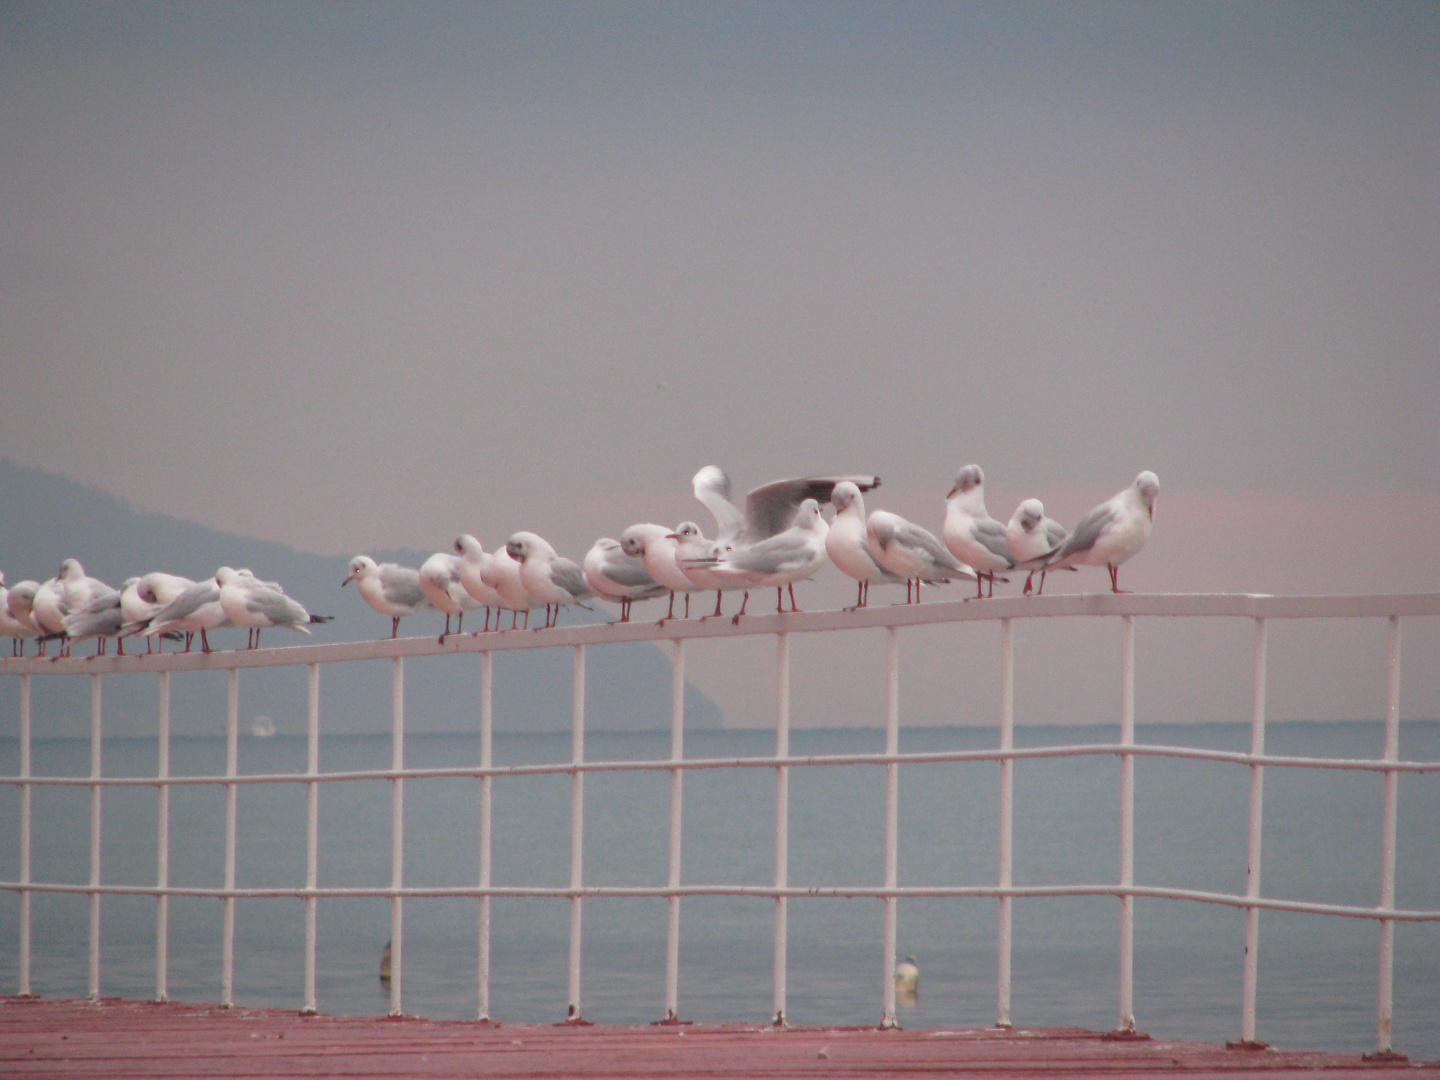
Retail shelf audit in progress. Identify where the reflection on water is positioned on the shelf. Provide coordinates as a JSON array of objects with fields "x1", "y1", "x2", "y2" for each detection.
[{"x1": 0, "y1": 722, "x2": 1436, "y2": 1061}]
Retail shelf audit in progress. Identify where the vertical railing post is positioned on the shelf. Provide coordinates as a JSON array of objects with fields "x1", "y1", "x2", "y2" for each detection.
[
  {"x1": 1240, "y1": 619, "x2": 1267, "y2": 1045},
  {"x1": 221, "y1": 668, "x2": 238, "y2": 1008},
  {"x1": 389, "y1": 657, "x2": 405, "y2": 1017},
  {"x1": 477, "y1": 650, "x2": 494, "y2": 1022},
  {"x1": 155, "y1": 671, "x2": 171, "y2": 1003},
  {"x1": 996, "y1": 617, "x2": 1015, "y2": 1029},
  {"x1": 772, "y1": 632, "x2": 791, "y2": 1027},
  {"x1": 566, "y1": 644, "x2": 586, "y2": 1022},
  {"x1": 880, "y1": 626, "x2": 900, "y2": 1028},
  {"x1": 1376, "y1": 616, "x2": 1402, "y2": 1056},
  {"x1": 88, "y1": 673, "x2": 103, "y2": 1001},
  {"x1": 663, "y1": 638, "x2": 686, "y2": 1023},
  {"x1": 1116, "y1": 616, "x2": 1136, "y2": 1034},
  {"x1": 18, "y1": 674, "x2": 32, "y2": 997},
  {"x1": 302, "y1": 663, "x2": 320, "y2": 1015}
]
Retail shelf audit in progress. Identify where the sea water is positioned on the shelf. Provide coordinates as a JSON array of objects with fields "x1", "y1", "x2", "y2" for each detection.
[{"x1": 1, "y1": 721, "x2": 1436, "y2": 1060}]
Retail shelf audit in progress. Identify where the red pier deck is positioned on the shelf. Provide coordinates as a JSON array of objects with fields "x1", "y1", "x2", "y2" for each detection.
[{"x1": 2, "y1": 997, "x2": 1433, "y2": 1078}]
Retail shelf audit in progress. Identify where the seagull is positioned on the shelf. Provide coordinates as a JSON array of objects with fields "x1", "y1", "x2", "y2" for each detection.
[
  {"x1": 418, "y1": 551, "x2": 481, "y2": 642},
  {"x1": 670, "y1": 522, "x2": 748, "y2": 619},
  {"x1": 479, "y1": 544, "x2": 536, "y2": 629},
  {"x1": 30, "y1": 560, "x2": 116, "y2": 657},
  {"x1": 505, "y1": 532, "x2": 593, "y2": 629},
  {"x1": 122, "y1": 573, "x2": 195, "y2": 653},
  {"x1": 28, "y1": 574, "x2": 70, "y2": 656},
  {"x1": 583, "y1": 537, "x2": 666, "y2": 622},
  {"x1": 942, "y1": 465, "x2": 1015, "y2": 599},
  {"x1": 1005, "y1": 498, "x2": 1071, "y2": 596},
  {"x1": 136, "y1": 571, "x2": 231, "y2": 653},
  {"x1": 1, "y1": 574, "x2": 39, "y2": 656},
  {"x1": 867, "y1": 510, "x2": 976, "y2": 603},
  {"x1": 218, "y1": 567, "x2": 332, "y2": 648},
  {"x1": 619, "y1": 523, "x2": 698, "y2": 621},
  {"x1": 825, "y1": 481, "x2": 905, "y2": 609},
  {"x1": 1020, "y1": 471, "x2": 1160, "y2": 592},
  {"x1": 54, "y1": 581, "x2": 135, "y2": 657},
  {"x1": 689, "y1": 499, "x2": 829, "y2": 622},
  {"x1": 3, "y1": 580, "x2": 42, "y2": 654},
  {"x1": 342, "y1": 556, "x2": 429, "y2": 638},
  {"x1": 453, "y1": 534, "x2": 504, "y2": 633},
  {"x1": 692, "y1": 465, "x2": 882, "y2": 545}
]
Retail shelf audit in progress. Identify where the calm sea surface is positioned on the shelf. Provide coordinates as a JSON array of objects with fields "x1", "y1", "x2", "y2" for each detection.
[{"x1": 1, "y1": 722, "x2": 1436, "y2": 1059}]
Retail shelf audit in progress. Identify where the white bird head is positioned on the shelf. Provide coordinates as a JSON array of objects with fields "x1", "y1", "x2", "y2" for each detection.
[
  {"x1": 668, "y1": 521, "x2": 704, "y2": 542},
  {"x1": 830, "y1": 480, "x2": 863, "y2": 515},
  {"x1": 506, "y1": 531, "x2": 555, "y2": 564},
  {"x1": 58, "y1": 558, "x2": 83, "y2": 580},
  {"x1": 1015, "y1": 498, "x2": 1045, "y2": 533},
  {"x1": 947, "y1": 464, "x2": 984, "y2": 498},
  {"x1": 1134, "y1": 471, "x2": 1160, "y2": 515},
  {"x1": 343, "y1": 555, "x2": 378, "y2": 586},
  {"x1": 454, "y1": 534, "x2": 485, "y2": 559},
  {"x1": 619, "y1": 523, "x2": 667, "y2": 558}
]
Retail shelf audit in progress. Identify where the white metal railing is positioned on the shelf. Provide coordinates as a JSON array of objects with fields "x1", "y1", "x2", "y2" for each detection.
[{"x1": 2, "y1": 592, "x2": 1438, "y2": 1054}]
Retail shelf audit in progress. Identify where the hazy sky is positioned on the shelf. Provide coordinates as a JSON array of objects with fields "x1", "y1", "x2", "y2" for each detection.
[{"x1": 2, "y1": 2, "x2": 1437, "y2": 725}]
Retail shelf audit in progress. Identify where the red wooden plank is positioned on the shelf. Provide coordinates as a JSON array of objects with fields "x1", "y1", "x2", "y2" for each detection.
[{"x1": 0, "y1": 997, "x2": 1432, "y2": 1079}]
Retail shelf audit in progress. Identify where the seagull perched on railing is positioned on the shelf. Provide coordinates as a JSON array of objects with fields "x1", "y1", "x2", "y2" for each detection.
[
  {"x1": 418, "y1": 551, "x2": 481, "y2": 642},
  {"x1": 583, "y1": 537, "x2": 665, "y2": 623},
  {"x1": 825, "y1": 481, "x2": 905, "y2": 609},
  {"x1": 46, "y1": 581, "x2": 133, "y2": 657},
  {"x1": 671, "y1": 522, "x2": 748, "y2": 619},
  {"x1": 619, "y1": 523, "x2": 697, "y2": 622},
  {"x1": 479, "y1": 544, "x2": 535, "y2": 629},
  {"x1": 1005, "y1": 499, "x2": 1072, "y2": 596},
  {"x1": 867, "y1": 509, "x2": 975, "y2": 603},
  {"x1": 218, "y1": 567, "x2": 332, "y2": 649},
  {"x1": 506, "y1": 532, "x2": 593, "y2": 630},
  {"x1": 131, "y1": 571, "x2": 231, "y2": 653},
  {"x1": 453, "y1": 535, "x2": 504, "y2": 633},
  {"x1": 1019, "y1": 471, "x2": 1160, "y2": 593},
  {"x1": 943, "y1": 465, "x2": 1014, "y2": 599},
  {"x1": 685, "y1": 499, "x2": 829, "y2": 622},
  {"x1": 1, "y1": 574, "x2": 39, "y2": 657},
  {"x1": 343, "y1": 556, "x2": 428, "y2": 639}
]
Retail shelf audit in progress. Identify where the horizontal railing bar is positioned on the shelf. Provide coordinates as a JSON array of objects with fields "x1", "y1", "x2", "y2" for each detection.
[
  {"x1": 6, "y1": 742, "x2": 1437, "y2": 789},
  {"x1": 4, "y1": 593, "x2": 1438, "y2": 677},
  {"x1": 2, "y1": 880, "x2": 1435, "y2": 921}
]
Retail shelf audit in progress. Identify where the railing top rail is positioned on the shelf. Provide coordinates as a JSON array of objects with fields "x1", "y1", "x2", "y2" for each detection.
[{"x1": 3, "y1": 592, "x2": 1438, "y2": 676}]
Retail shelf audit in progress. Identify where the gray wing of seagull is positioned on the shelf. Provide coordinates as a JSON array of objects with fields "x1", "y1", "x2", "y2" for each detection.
[
  {"x1": 245, "y1": 586, "x2": 312, "y2": 629},
  {"x1": 888, "y1": 518, "x2": 975, "y2": 579},
  {"x1": 1043, "y1": 518, "x2": 1069, "y2": 549},
  {"x1": 602, "y1": 549, "x2": 659, "y2": 589},
  {"x1": 744, "y1": 475, "x2": 881, "y2": 541},
  {"x1": 550, "y1": 558, "x2": 594, "y2": 602},
  {"x1": 63, "y1": 591, "x2": 124, "y2": 638},
  {"x1": 724, "y1": 528, "x2": 819, "y2": 576},
  {"x1": 380, "y1": 565, "x2": 427, "y2": 609},
  {"x1": 972, "y1": 516, "x2": 1017, "y2": 566},
  {"x1": 151, "y1": 579, "x2": 221, "y2": 624},
  {"x1": 1037, "y1": 503, "x2": 1115, "y2": 566}
]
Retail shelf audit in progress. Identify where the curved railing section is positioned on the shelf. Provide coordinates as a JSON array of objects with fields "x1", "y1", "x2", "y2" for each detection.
[{"x1": 2, "y1": 592, "x2": 1437, "y2": 1054}]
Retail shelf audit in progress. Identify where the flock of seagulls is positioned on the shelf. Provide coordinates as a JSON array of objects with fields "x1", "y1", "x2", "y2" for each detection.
[
  {"x1": 0, "y1": 562, "x2": 332, "y2": 658},
  {"x1": 0, "y1": 464, "x2": 1158, "y2": 657},
  {"x1": 341, "y1": 463, "x2": 1158, "y2": 641}
]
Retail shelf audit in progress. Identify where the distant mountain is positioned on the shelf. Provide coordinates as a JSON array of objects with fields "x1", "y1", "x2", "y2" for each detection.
[{"x1": 0, "y1": 459, "x2": 721, "y2": 737}]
